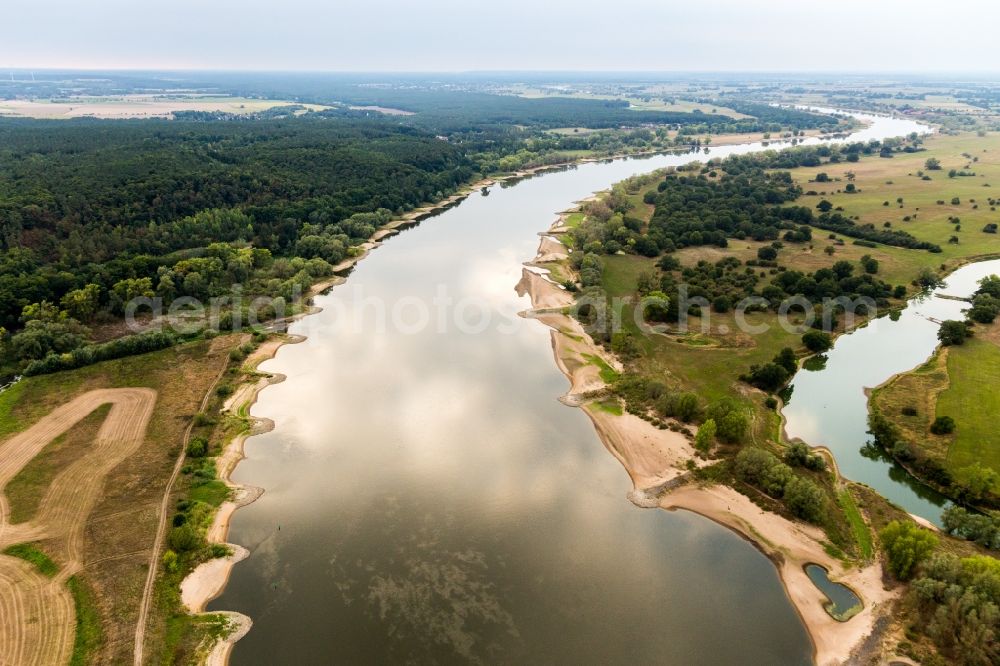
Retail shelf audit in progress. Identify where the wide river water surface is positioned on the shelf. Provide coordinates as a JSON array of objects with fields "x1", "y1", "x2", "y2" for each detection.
[{"x1": 211, "y1": 112, "x2": 928, "y2": 663}]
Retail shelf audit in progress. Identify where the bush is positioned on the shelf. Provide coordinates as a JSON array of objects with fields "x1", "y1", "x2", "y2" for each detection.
[
  {"x1": 694, "y1": 419, "x2": 716, "y2": 454},
  {"x1": 162, "y1": 550, "x2": 179, "y2": 573},
  {"x1": 757, "y1": 246, "x2": 778, "y2": 261},
  {"x1": 930, "y1": 415, "x2": 956, "y2": 435},
  {"x1": 711, "y1": 295, "x2": 732, "y2": 313},
  {"x1": 784, "y1": 442, "x2": 827, "y2": 471},
  {"x1": 783, "y1": 476, "x2": 825, "y2": 522},
  {"x1": 23, "y1": 330, "x2": 176, "y2": 376},
  {"x1": 802, "y1": 330, "x2": 833, "y2": 353},
  {"x1": 193, "y1": 412, "x2": 215, "y2": 427},
  {"x1": 167, "y1": 524, "x2": 203, "y2": 553},
  {"x1": 937, "y1": 320, "x2": 970, "y2": 346},
  {"x1": 880, "y1": 520, "x2": 937, "y2": 580},
  {"x1": 741, "y1": 362, "x2": 790, "y2": 392},
  {"x1": 186, "y1": 437, "x2": 209, "y2": 458}
]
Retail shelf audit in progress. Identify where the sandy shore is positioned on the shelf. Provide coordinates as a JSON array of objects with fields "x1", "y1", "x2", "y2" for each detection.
[
  {"x1": 177, "y1": 335, "x2": 292, "y2": 661},
  {"x1": 521, "y1": 228, "x2": 900, "y2": 666}
]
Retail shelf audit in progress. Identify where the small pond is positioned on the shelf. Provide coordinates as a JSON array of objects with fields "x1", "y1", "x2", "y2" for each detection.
[{"x1": 805, "y1": 564, "x2": 863, "y2": 621}]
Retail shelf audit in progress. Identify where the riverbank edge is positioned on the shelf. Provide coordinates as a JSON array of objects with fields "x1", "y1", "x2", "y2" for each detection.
[{"x1": 524, "y1": 214, "x2": 900, "y2": 665}]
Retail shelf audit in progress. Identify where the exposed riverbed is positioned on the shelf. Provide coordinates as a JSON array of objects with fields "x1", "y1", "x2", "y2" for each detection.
[{"x1": 210, "y1": 112, "x2": 927, "y2": 663}]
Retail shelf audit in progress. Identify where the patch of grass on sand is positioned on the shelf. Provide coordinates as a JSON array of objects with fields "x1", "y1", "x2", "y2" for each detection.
[
  {"x1": 581, "y1": 353, "x2": 619, "y2": 383},
  {"x1": 188, "y1": 479, "x2": 230, "y2": 507},
  {"x1": 3, "y1": 542, "x2": 59, "y2": 577},
  {"x1": 68, "y1": 575, "x2": 104, "y2": 666},
  {"x1": 591, "y1": 399, "x2": 623, "y2": 416},
  {"x1": 838, "y1": 488, "x2": 874, "y2": 561}
]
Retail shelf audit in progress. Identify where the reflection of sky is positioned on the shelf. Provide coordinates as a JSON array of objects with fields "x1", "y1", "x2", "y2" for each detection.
[
  {"x1": 785, "y1": 259, "x2": 1000, "y2": 523},
  {"x1": 210, "y1": 115, "x2": 925, "y2": 664}
]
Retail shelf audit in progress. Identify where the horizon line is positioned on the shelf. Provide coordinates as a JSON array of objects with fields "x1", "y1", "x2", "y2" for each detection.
[{"x1": 3, "y1": 66, "x2": 1000, "y2": 77}]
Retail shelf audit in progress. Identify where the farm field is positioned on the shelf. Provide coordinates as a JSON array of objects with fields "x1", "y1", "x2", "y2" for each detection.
[
  {"x1": 0, "y1": 337, "x2": 235, "y2": 663},
  {"x1": 0, "y1": 95, "x2": 331, "y2": 119}
]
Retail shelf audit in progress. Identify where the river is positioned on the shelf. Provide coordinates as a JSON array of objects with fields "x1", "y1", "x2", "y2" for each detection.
[{"x1": 210, "y1": 111, "x2": 926, "y2": 663}]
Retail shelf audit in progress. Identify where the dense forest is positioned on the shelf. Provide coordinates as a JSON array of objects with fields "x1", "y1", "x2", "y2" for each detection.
[
  {"x1": 0, "y1": 76, "x2": 845, "y2": 375},
  {"x1": 0, "y1": 118, "x2": 475, "y2": 369}
]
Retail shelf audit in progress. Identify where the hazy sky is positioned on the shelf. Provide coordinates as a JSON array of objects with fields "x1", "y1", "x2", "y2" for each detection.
[{"x1": 3, "y1": 0, "x2": 999, "y2": 72}]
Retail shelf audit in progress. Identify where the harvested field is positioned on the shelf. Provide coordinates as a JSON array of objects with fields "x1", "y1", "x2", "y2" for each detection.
[{"x1": 0, "y1": 389, "x2": 156, "y2": 666}]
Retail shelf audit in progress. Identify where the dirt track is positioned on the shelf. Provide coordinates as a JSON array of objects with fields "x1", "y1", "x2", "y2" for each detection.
[{"x1": 0, "y1": 388, "x2": 156, "y2": 666}]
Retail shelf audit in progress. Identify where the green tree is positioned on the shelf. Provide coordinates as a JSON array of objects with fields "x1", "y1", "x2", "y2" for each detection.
[
  {"x1": 802, "y1": 330, "x2": 833, "y2": 353},
  {"x1": 938, "y1": 320, "x2": 970, "y2": 346},
  {"x1": 880, "y1": 520, "x2": 938, "y2": 580},
  {"x1": 953, "y1": 463, "x2": 998, "y2": 501},
  {"x1": 775, "y1": 347, "x2": 798, "y2": 374},
  {"x1": 742, "y1": 362, "x2": 790, "y2": 392},
  {"x1": 783, "y1": 476, "x2": 825, "y2": 522},
  {"x1": 674, "y1": 392, "x2": 702, "y2": 423},
  {"x1": 167, "y1": 524, "x2": 203, "y2": 553},
  {"x1": 694, "y1": 419, "x2": 716, "y2": 454},
  {"x1": 60, "y1": 284, "x2": 101, "y2": 321},
  {"x1": 9, "y1": 319, "x2": 88, "y2": 362},
  {"x1": 734, "y1": 448, "x2": 777, "y2": 485},
  {"x1": 930, "y1": 415, "x2": 956, "y2": 435},
  {"x1": 714, "y1": 411, "x2": 746, "y2": 444},
  {"x1": 110, "y1": 278, "x2": 155, "y2": 315},
  {"x1": 925, "y1": 157, "x2": 942, "y2": 170}
]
